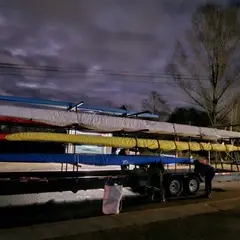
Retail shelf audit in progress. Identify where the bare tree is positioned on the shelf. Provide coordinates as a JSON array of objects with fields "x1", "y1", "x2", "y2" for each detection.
[
  {"x1": 142, "y1": 91, "x2": 169, "y2": 118},
  {"x1": 119, "y1": 104, "x2": 134, "y2": 111},
  {"x1": 166, "y1": 4, "x2": 240, "y2": 125},
  {"x1": 231, "y1": 98, "x2": 240, "y2": 131}
]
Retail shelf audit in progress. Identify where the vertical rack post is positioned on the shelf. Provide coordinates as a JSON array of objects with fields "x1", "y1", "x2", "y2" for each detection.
[
  {"x1": 188, "y1": 136, "x2": 192, "y2": 171},
  {"x1": 174, "y1": 136, "x2": 178, "y2": 173},
  {"x1": 187, "y1": 141, "x2": 191, "y2": 172},
  {"x1": 172, "y1": 123, "x2": 178, "y2": 173}
]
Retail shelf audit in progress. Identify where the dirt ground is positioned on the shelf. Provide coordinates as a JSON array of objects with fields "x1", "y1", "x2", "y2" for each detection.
[{"x1": 51, "y1": 205, "x2": 240, "y2": 240}]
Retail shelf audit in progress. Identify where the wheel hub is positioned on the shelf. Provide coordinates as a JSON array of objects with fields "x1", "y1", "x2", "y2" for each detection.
[
  {"x1": 189, "y1": 179, "x2": 198, "y2": 192},
  {"x1": 169, "y1": 180, "x2": 181, "y2": 194}
]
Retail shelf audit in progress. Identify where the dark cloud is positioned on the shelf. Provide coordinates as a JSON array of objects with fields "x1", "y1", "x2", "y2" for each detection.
[{"x1": 0, "y1": 0, "x2": 232, "y2": 109}]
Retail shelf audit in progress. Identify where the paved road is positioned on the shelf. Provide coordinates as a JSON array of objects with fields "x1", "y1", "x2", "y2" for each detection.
[
  {"x1": 1, "y1": 181, "x2": 240, "y2": 229},
  {"x1": 53, "y1": 199, "x2": 240, "y2": 240}
]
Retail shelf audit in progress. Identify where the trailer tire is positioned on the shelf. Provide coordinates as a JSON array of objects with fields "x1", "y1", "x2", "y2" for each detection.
[
  {"x1": 167, "y1": 176, "x2": 183, "y2": 197},
  {"x1": 185, "y1": 177, "x2": 200, "y2": 195}
]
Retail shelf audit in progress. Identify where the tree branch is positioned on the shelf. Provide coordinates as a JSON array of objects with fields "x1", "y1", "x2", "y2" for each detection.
[{"x1": 165, "y1": 4, "x2": 240, "y2": 126}]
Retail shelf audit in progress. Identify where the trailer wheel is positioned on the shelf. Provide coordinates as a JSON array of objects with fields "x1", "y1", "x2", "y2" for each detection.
[
  {"x1": 186, "y1": 177, "x2": 200, "y2": 195},
  {"x1": 168, "y1": 177, "x2": 183, "y2": 196}
]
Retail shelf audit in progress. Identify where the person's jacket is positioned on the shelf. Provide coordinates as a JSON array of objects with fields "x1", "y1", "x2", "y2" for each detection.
[
  {"x1": 148, "y1": 162, "x2": 165, "y2": 175},
  {"x1": 118, "y1": 149, "x2": 126, "y2": 155},
  {"x1": 194, "y1": 160, "x2": 214, "y2": 177}
]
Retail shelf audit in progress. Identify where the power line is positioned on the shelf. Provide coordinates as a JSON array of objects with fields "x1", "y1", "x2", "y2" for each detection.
[
  {"x1": 0, "y1": 63, "x2": 211, "y2": 85},
  {"x1": 0, "y1": 62, "x2": 210, "y2": 80},
  {"x1": 0, "y1": 72, "x2": 183, "y2": 86},
  {"x1": 0, "y1": 71, "x2": 210, "y2": 87}
]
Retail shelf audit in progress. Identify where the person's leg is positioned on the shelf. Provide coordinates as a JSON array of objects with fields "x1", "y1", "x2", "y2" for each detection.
[
  {"x1": 121, "y1": 164, "x2": 129, "y2": 171},
  {"x1": 159, "y1": 171, "x2": 166, "y2": 202},
  {"x1": 209, "y1": 172, "x2": 215, "y2": 197},
  {"x1": 205, "y1": 175, "x2": 209, "y2": 196},
  {"x1": 148, "y1": 172, "x2": 155, "y2": 200},
  {"x1": 205, "y1": 173, "x2": 214, "y2": 198},
  {"x1": 207, "y1": 177, "x2": 212, "y2": 197}
]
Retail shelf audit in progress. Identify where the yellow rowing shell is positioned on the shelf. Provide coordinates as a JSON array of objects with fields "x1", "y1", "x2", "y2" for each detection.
[
  {"x1": 5, "y1": 132, "x2": 239, "y2": 152},
  {"x1": 5, "y1": 132, "x2": 240, "y2": 152}
]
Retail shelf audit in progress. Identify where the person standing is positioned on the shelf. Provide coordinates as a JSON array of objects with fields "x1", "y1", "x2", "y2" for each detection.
[
  {"x1": 118, "y1": 148, "x2": 130, "y2": 156},
  {"x1": 118, "y1": 148, "x2": 130, "y2": 170},
  {"x1": 148, "y1": 162, "x2": 166, "y2": 202},
  {"x1": 194, "y1": 156, "x2": 215, "y2": 198}
]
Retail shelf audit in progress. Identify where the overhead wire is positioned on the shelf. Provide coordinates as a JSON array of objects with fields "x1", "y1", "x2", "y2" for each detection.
[
  {"x1": 0, "y1": 63, "x2": 231, "y2": 123},
  {"x1": 0, "y1": 62, "x2": 211, "y2": 86},
  {"x1": 0, "y1": 62, "x2": 210, "y2": 80}
]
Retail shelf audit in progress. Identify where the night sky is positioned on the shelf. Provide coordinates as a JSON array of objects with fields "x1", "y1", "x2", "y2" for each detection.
[{"x1": 0, "y1": 0, "x2": 236, "y2": 110}]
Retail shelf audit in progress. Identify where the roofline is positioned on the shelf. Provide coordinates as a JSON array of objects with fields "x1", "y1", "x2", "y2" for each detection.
[
  {"x1": 0, "y1": 95, "x2": 73, "y2": 108},
  {"x1": 0, "y1": 95, "x2": 159, "y2": 119}
]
